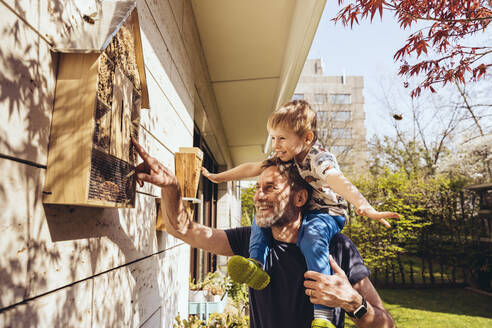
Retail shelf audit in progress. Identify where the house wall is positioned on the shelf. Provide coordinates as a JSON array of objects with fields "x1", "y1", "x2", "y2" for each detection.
[{"x1": 0, "y1": 0, "x2": 237, "y2": 327}]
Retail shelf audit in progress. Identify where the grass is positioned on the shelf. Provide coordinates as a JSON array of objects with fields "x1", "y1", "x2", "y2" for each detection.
[{"x1": 346, "y1": 288, "x2": 492, "y2": 328}]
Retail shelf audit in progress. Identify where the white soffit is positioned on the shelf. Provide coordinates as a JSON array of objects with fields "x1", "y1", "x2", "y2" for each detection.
[{"x1": 192, "y1": 0, "x2": 326, "y2": 165}]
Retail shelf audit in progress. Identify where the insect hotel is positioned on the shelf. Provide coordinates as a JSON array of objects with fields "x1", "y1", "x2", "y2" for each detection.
[
  {"x1": 43, "y1": 2, "x2": 148, "y2": 208},
  {"x1": 156, "y1": 148, "x2": 203, "y2": 231}
]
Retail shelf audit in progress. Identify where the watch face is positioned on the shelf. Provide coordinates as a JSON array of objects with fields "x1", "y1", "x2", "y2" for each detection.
[{"x1": 354, "y1": 305, "x2": 368, "y2": 319}]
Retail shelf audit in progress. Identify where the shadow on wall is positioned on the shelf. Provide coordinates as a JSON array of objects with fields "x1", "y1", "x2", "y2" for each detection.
[
  {"x1": 0, "y1": 1, "x2": 181, "y2": 326},
  {"x1": 0, "y1": 7, "x2": 55, "y2": 163},
  {"x1": 1, "y1": 187, "x2": 172, "y2": 326},
  {"x1": 42, "y1": 198, "x2": 169, "y2": 327},
  {"x1": 0, "y1": 1, "x2": 59, "y2": 326}
]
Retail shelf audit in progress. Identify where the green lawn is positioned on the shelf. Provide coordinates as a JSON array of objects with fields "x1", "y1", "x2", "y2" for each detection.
[{"x1": 346, "y1": 288, "x2": 492, "y2": 328}]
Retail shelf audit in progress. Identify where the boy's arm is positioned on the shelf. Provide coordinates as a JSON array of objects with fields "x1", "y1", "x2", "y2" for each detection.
[
  {"x1": 322, "y1": 168, "x2": 399, "y2": 227},
  {"x1": 202, "y1": 161, "x2": 263, "y2": 183}
]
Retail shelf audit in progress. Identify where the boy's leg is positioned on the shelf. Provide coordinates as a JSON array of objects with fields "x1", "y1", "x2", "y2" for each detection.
[
  {"x1": 227, "y1": 217, "x2": 272, "y2": 290},
  {"x1": 298, "y1": 213, "x2": 343, "y2": 328},
  {"x1": 249, "y1": 216, "x2": 273, "y2": 266}
]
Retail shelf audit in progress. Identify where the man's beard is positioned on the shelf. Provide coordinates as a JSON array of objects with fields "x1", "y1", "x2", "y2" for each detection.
[{"x1": 255, "y1": 195, "x2": 297, "y2": 228}]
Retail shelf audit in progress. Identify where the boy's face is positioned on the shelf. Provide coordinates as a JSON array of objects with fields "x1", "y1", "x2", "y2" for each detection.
[{"x1": 269, "y1": 126, "x2": 307, "y2": 162}]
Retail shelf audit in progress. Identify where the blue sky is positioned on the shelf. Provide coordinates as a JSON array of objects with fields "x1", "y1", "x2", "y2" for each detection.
[{"x1": 308, "y1": 2, "x2": 416, "y2": 137}]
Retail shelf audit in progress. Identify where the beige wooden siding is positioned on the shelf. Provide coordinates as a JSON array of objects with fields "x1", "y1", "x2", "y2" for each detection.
[{"x1": 0, "y1": 0, "x2": 225, "y2": 326}]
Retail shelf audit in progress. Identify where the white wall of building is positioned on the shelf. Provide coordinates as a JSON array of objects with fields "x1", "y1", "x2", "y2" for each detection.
[{"x1": 0, "y1": 0, "x2": 236, "y2": 326}]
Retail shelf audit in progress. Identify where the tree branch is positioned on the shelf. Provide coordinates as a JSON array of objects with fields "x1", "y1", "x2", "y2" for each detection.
[{"x1": 454, "y1": 82, "x2": 485, "y2": 136}]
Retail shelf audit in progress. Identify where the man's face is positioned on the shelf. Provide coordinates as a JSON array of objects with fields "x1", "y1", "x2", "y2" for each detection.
[{"x1": 254, "y1": 166, "x2": 297, "y2": 227}]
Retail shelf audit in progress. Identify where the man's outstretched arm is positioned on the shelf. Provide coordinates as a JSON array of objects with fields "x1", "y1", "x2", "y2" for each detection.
[
  {"x1": 304, "y1": 256, "x2": 395, "y2": 328},
  {"x1": 133, "y1": 138, "x2": 234, "y2": 256}
]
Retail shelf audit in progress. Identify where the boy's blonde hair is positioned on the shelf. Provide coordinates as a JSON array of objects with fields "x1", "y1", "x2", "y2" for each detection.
[{"x1": 267, "y1": 100, "x2": 318, "y2": 140}]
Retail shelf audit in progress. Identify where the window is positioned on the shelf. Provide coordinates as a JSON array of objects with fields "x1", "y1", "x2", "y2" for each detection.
[
  {"x1": 331, "y1": 145, "x2": 350, "y2": 154},
  {"x1": 292, "y1": 93, "x2": 304, "y2": 100},
  {"x1": 317, "y1": 111, "x2": 330, "y2": 122},
  {"x1": 313, "y1": 93, "x2": 327, "y2": 104},
  {"x1": 484, "y1": 189, "x2": 492, "y2": 210},
  {"x1": 332, "y1": 128, "x2": 351, "y2": 139},
  {"x1": 191, "y1": 127, "x2": 218, "y2": 282},
  {"x1": 329, "y1": 94, "x2": 351, "y2": 104},
  {"x1": 318, "y1": 128, "x2": 329, "y2": 141},
  {"x1": 331, "y1": 111, "x2": 351, "y2": 121}
]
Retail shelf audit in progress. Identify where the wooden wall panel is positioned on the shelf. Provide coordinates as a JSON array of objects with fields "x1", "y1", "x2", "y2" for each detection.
[
  {"x1": 91, "y1": 246, "x2": 189, "y2": 327},
  {"x1": 92, "y1": 257, "x2": 158, "y2": 327},
  {"x1": 133, "y1": 124, "x2": 170, "y2": 197},
  {"x1": 33, "y1": 194, "x2": 153, "y2": 298},
  {"x1": 0, "y1": 159, "x2": 35, "y2": 308},
  {"x1": 0, "y1": 245, "x2": 189, "y2": 327},
  {"x1": 141, "y1": 307, "x2": 162, "y2": 328},
  {"x1": 138, "y1": 0, "x2": 194, "y2": 134},
  {"x1": 0, "y1": 4, "x2": 56, "y2": 164},
  {"x1": 168, "y1": 0, "x2": 185, "y2": 33},
  {"x1": 1, "y1": 0, "x2": 44, "y2": 29},
  {"x1": 134, "y1": 125, "x2": 162, "y2": 197},
  {"x1": 138, "y1": 0, "x2": 174, "y2": 89},
  {"x1": 157, "y1": 244, "x2": 190, "y2": 327},
  {"x1": 1, "y1": 0, "x2": 225, "y2": 322},
  {"x1": 142, "y1": 0, "x2": 195, "y2": 113},
  {"x1": 1, "y1": 146, "x2": 181, "y2": 307},
  {"x1": 0, "y1": 279, "x2": 93, "y2": 327},
  {"x1": 182, "y1": 0, "x2": 204, "y2": 80},
  {"x1": 2, "y1": 0, "x2": 98, "y2": 44},
  {"x1": 141, "y1": 72, "x2": 194, "y2": 153}
]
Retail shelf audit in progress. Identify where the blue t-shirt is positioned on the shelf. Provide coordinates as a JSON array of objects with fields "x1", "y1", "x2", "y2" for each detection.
[{"x1": 225, "y1": 227, "x2": 370, "y2": 328}]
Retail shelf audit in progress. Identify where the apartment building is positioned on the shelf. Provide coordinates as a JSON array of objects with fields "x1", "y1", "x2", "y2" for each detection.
[{"x1": 293, "y1": 59, "x2": 368, "y2": 172}]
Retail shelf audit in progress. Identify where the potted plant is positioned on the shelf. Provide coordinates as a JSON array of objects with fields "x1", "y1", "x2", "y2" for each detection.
[
  {"x1": 202, "y1": 271, "x2": 226, "y2": 302},
  {"x1": 189, "y1": 278, "x2": 206, "y2": 303},
  {"x1": 205, "y1": 285, "x2": 224, "y2": 302},
  {"x1": 189, "y1": 271, "x2": 228, "y2": 303}
]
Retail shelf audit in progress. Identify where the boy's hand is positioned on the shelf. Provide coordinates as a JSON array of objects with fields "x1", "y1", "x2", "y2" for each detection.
[
  {"x1": 356, "y1": 206, "x2": 400, "y2": 228},
  {"x1": 201, "y1": 166, "x2": 220, "y2": 183},
  {"x1": 132, "y1": 137, "x2": 178, "y2": 188}
]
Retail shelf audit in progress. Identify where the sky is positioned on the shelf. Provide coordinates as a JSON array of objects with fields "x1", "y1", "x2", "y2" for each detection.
[{"x1": 307, "y1": 1, "x2": 417, "y2": 138}]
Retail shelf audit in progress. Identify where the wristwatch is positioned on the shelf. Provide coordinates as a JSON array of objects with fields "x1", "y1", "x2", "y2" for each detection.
[{"x1": 347, "y1": 297, "x2": 367, "y2": 319}]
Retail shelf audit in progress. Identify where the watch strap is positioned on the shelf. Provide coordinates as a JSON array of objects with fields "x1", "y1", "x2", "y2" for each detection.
[{"x1": 347, "y1": 297, "x2": 367, "y2": 319}]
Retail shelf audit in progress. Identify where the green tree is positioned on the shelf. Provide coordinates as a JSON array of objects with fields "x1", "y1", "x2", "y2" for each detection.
[
  {"x1": 347, "y1": 133, "x2": 486, "y2": 285},
  {"x1": 241, "y1": 184, "x2": 256, "y2": 226},
  {"x1": 346, "y1": 169, "x2": 431, "y2": 283}
]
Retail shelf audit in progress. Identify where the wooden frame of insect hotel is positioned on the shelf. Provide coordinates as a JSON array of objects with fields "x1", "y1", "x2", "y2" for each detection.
[
  {"x1": 156, "y1": 147, "x2": 203, "y2": 231},
  {"x1": 43, "y1": 1, "x2": 148, "y2": 208}
]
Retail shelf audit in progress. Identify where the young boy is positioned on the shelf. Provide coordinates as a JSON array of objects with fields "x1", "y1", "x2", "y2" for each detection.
[{"x1": 202, "y1": 100, "x2": 399, "y2": 328}]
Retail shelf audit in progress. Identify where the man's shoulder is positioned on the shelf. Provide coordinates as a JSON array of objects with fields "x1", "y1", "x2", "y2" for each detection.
[
  {"x1": 330, "y1": 232, "x2": 363, "y2": 260},
  {"x1": 330, "y1": 233, "x2": 371, "y2": 284},
  {"x1": 330, "y1": 233, "x2": 355, "y2": 249}
]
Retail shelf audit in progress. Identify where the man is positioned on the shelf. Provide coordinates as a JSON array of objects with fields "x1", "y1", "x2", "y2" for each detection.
[{"x1": 132, "y1": 139, "x2": 395, "y2": 328}]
